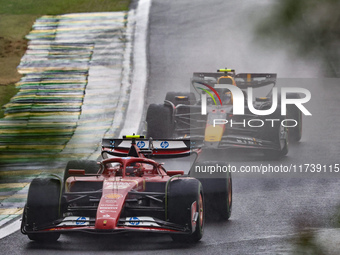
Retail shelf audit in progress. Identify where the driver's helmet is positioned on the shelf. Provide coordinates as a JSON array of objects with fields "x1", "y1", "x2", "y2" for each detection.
[
  {"x1": 216, "y1": 75, "x2": 236, "y2": 104},
  {"x1": 114, "y1": 166, "x2": 123, "y2": 176},
  {"x1": 217, "y1": 76, "x2": 235, "y2": 85},
  {"x1": 126, "y1": 162, "x2": 143, "y2": 177},
  {"x1": 216, "y1": 88, "x2": 232, "y2": 104},
  {"x1": 107, "y1": 162, "x2": 123, "y2": 176}
]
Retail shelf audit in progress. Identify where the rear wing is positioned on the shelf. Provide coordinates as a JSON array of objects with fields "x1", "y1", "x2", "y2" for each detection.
[
  {"x1": 102, "y1": 138, "x2": 202, "y2": 158},
  {"x1": 192, "y1": 72, "x2": 277, "y2": 88}
]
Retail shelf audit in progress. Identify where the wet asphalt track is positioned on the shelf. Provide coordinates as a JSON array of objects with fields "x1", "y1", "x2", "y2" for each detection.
[{"x1": 1, "y1": 0, "x2": 340, "y2": 254}]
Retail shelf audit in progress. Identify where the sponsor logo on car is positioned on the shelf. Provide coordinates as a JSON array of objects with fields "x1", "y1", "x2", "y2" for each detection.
[
  {"x1": 104, "y1": 182, "x2": 131, "y2": 189},
  {"x1": 76, "y1": 216, "x2": 86, "y2": 225},
  {"x1": 124, "y1": 216, "x2": 161, "y2": 227},
  {"x1": 104, "y1": 199, "x2": 116, "y2": 203},
  {"x1": 99, "y1": 209, "x2": 118, "y2": 213},
  {"x1": 160, "y1": 141, "x2": 169, "y2": 148},
  {"x1": 105, "y1": 193, "x2": 123, "y2": 199},
  {"x1": 99, "y1": 206, "x2": 119, "y2": 210},
  {"x1": 137, "y1": 141, "x2": 146, "y2": 148},
  {"x1": 128, "y1": 217, "x2": 140, "y2": 225},
  {"x1": 57, "y1": 216, "x2": 90, "y2": 227}
]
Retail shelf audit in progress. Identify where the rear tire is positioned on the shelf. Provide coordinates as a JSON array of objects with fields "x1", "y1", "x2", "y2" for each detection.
[
  {"x1": 262, "y1": 97, "x2": 289, "y2": 159},
  {"x1": 165, "y1": 92, "x2": 196, "y2": 106},
  {"x1": 287, "y1": 105, "x2": 302, "y2": 142},
  {"x1": 285, "y1": 92, "x2": 303, "y2": 142},
  {"x1": 24, "y1": 177, "x2": 61, "y2": 242},
  {"x1": 63, "y1": 160, "x2": 99, "y2": 191},
  {"x1": 264, "y1": 122, "x2": 289, "y2": 159},
  {"x1": 146, "y1": 104, "x2": 174, "y2": 138},
  {"x1": 190, "y1": 161, "x2": 232, "y2": 220},
  {"x1": 168, "y1": 178, "x2": 204, "y2": 242}
]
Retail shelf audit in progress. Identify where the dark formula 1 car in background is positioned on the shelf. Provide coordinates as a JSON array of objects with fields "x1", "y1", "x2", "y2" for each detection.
[
  {"x1": 146, "y1": 69, "x2": 303, "y2": 158},
  {"x1": 21, "y1": 135, "x2": 232, "y2": 243}
]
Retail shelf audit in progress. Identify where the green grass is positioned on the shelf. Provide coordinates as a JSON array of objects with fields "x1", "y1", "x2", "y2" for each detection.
[
  {"x1": 0, "y1": 84, "x2": 19, "y2": 118},
  {"x1": 0, "y1": 0, "x2": 130, "y2": 15},
  {"x1": 0, "y1": 0, "x2": 130, "y2": 117}
]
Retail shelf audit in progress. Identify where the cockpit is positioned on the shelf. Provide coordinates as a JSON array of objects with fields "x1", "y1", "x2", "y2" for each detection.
[{"x1": 103, "y1": 160, "x2": 159, "y2": 177}]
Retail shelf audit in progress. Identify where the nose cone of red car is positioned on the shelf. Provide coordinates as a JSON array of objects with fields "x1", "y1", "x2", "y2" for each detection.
[{"x1": 95, "y1": 218, "x2": 116, "y2": 229}]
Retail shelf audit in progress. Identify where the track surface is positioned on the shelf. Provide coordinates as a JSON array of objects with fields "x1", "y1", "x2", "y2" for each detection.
[{"x1": 1, "y1": 0, "x2": 340, "y2": 254}]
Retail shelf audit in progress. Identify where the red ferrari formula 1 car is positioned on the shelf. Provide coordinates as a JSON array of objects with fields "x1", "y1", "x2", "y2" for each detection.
[{"x1": 21, "y1": 135, "x2": 232, "y2": 243}]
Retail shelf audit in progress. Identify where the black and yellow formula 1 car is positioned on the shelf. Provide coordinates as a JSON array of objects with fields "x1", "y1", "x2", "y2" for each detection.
[{"x1": 146, "y1": 69, "x2": 303, "y2": 158}]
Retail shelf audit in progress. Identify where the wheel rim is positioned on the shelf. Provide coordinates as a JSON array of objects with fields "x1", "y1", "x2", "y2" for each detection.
[
  {"x1": 228, "y1": 178, "x2": 232, "y2": 209},
  {"x1": 279, "y1": 124, "x2": 288, "y2": 149},
  {"x1": 298, "y1": 111, "x2": 302, "y2": 136},
  {"x1": 199, "y1": 193, "x2": 203, "y2": 228}
]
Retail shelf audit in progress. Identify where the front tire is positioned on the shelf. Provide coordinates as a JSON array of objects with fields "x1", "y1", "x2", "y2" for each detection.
[
  {"x1": 24, "y1": 177, "x2": 62, "y2": 242},
  {"x1": 63, "y1": 160, "x2": 99, "y2": 189},
  {"x1": 167, "y1": 178, "x2": 204, "y2": 242}
]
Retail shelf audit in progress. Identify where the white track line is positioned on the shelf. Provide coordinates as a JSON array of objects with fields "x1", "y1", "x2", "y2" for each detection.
[
  {"x1": 0, "y1": 219, "x2": 21, "y2": 240},
  {"x1": 119, "y1": 0, "x2": 151, "y2": 136}
]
